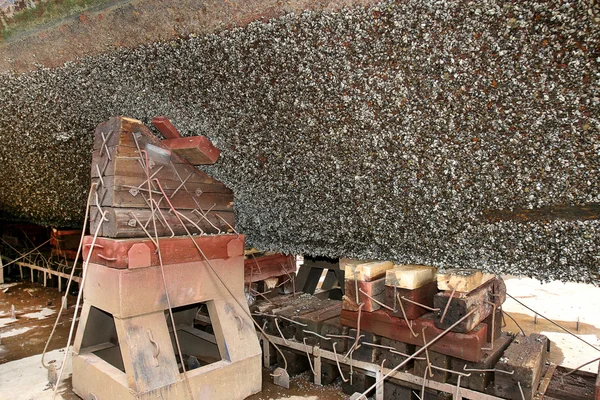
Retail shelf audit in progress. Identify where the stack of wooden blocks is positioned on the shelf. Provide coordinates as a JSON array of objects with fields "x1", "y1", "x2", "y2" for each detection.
[{"x1": 339, "y1": 261, "x2": 549, "y2": 399}]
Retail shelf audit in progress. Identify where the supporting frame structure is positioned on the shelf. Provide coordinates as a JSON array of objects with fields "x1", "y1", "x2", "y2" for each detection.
[{"x1": 262, "y1": 333, "x2": 505, "y2": 400}]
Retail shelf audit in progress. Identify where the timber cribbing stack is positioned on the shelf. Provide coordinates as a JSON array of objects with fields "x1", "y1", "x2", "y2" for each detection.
[{"x1": 251, "y1": 261, "x2": 598, "y2": 399}]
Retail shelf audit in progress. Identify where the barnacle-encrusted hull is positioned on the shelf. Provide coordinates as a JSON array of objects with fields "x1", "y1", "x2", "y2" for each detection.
[{"x1": 1, "y1": 1, "x2": 599, "y2": 282}]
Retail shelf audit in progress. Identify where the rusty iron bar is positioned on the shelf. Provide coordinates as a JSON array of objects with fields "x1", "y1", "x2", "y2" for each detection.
[
  {"x1": 397, "y1": 293, "x2": 419, "y2": 338},
  {"x1": 482, "y1": 301, "x2": 497, "y2": 351},
  {"x1": 358, "y1": 288, "x2": 395, "y2": 312},
  {"x1": 462, "y1": 365, "x2": 515, "y2": 375},
  {"x1": 275, "y1": 318, "x2": 289, "y2": 345},
  {"x1": 422, "y1": 327, "x2": 433, "y2": 378},
  {"x1": 440, "y1": 286, "x2": 457, "y2": 324},
  {"x1": 332, "y1": 341, "x2": 349, "y2": 383}
]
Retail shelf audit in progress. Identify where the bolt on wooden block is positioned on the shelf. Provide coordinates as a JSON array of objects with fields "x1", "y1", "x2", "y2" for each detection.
[
  {"x1": 433, "y1": 276, "x2": 506, "y2": 333},
  {"x1": 493, "y1": 333, "x2": 550, "y2": 400},
  {"x1": 343, "y1": 276, "x2": 386, "y2": 312},
  {"x1": 319, "y1": 317, "x2": 349, "y2": 352},
  {"x1": 436, "y1": 268, "x2": 485, "y2": 292},
  {"x1": 449, "y1": 333, "x2": 513, "y2": 391},
  {"x1": 376, "y1": 337, "x2": 416, "y2": 371},
  {"x1": 386, "y1": 264, "x2": 437, "y2": 290},
  {"x1": 384, "y1": 281, "x2": 438, "y2": 320},
  {"x1": 344, "y1": 261, "x2": 393, "y2": 282}
]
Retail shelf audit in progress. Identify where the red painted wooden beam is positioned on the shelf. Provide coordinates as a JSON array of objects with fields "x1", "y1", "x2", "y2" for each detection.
[
  {"x1": 152, "y1": 116, "x2": 182, "y2": 139},
  {"x1": 162, "y1": 136, "x2": 221, "y2": 165},
  {"x1": 340, "y1": 309, "x2": 488, "y2": 362}
]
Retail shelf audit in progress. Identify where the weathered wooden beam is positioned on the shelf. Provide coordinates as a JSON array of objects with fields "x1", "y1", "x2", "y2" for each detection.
[
  {"x1": 344, "y1": 261, "x2": 393, "y2": 282},
  {"x1": 340, "y1": 309, "x2": 488, "y2": 362},
  {"x1": 384, "y1": 281, "x2": 438, "y2": 320},
  {"x1": 433, "y1": 276, "x2": 506, "y2": 333},
  {"x1": 449, "y1": 333, "x2": 513, "y2": 391},
  {"x1": 437, "y1": 268, "x2": 484, "y2": 292},
  {"x1": 493, "y1": 333, "x2": 549, "y2": 400},
  {"x1": 90, "y1": 207, "x2": 234, "y2": 238},
  {"x1": 343, "y1": 277, "x2": 386, "y2": 312},
  {"x1": 162, "y1": 136, "x2": 221, "y2": 165},
  {"x1": 244, "y1": 253, "x2": 295, "y2": 284},
  {"x1": 385, "y1": 265, "x2": 437, "y2": 290},
  {"x1": 151, "y1": 116, "x2": 182, "y2": 139},
  {"x1": 81, "y1": 234, "x2": 243, "y2": 269}
]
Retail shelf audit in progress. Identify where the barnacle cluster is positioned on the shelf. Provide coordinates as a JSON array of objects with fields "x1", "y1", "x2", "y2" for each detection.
[{"x1": 0, "y1": 0, "x2": 599, "y2": 282}]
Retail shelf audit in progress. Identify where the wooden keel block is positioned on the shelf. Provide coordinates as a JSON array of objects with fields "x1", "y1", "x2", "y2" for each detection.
[
  {"x1": 449, "y1": 333, "x2": 513, "y2": 391},
  {"x1": 82, "y1": 234, "x2": 243, "y2": 269},
  {"x1": 162, "y1": 136, "x2": 221, "y2": 165},
  {"x1": 319, "y1": 317, "x2": 349, "y2": 353},
  {"x1": 344, "y1": 261, "x2": 393, "y2": 282},
  {"x1": 293, "y1": 301, "x2": 342, "y2": 345},
  {"x1": 339, "y1": 258, "x2": 372, "y2": 271},
  {"x1": 385, "y1": 265, "x2": 437, "y2": 289},
  {"x1": 433, "y1": 276, "x2": 506, "y2": 333},
  {"x1": 413, "y1": 347, "x2": 451, "y2": 383},
  {"x1": 340, "y1": 309, "x2": 488, "y2": 362},
  {"x1": 493, "y1": 334, "x2": 550, "y2": 400},
  {"x1": 348, "y1": 329, "x2": 379, "y2": 363},
  {"x1": 343, "y1": 276, "x2": 386, "y2": 312},
  {"x1": 437, "y1": 268, "x2": 483, "y2": 292},
  {"x1": 376, "y1": 337, "x2": 415, "y2": 371},
  {"x1": 384, "y1": 281, "x2": 438, "y2": 320},
  {"x1": 244, "y1": 253, "x2": 295, "y2": 284},
  {"x1": 151, "y1": 116, "x2": 183, "y2": 139}
]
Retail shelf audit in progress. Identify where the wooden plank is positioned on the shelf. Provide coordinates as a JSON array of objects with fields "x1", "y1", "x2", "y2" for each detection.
[
  {"x1": 385, "y1": 265, "x2": 437, "y2": 289},
  {"x1": 244, "y1": 253, "x2": 295, "y2": 283},
  {"x1": 162, "y1": 136, "x2": 221, "y2": 165},
  {"x1": 90, "y1": 207, "x2": 234, "y2": 238},
  {"x1": 152, "y1": 116, "x2": 182, "y2": 139},
  {"x1": 384, "y1": 281, "x2": 438, "y2": 320},
  {"x1": 344, "y1": 261, "x2": 393, "y2": 282},
  {"x1": 81, "y1": 233, "x2": 243, "y2": 269},
  {"x1": 536, "y1": 363, "x2": 557, "y2": 398},
  {"x1": 433, "y1": 276, "x2": 506, "y2": 333},
  {"x1": 302, "y1": 267, "x2": 325, "y2": 294},
  {"x1": 494, "y1": 333, "x2": 549, "y2": 400},
  {"x1": 343, "y1": 277, "x2": 386, "y2": 312},
  {"x1": 544, "y1": 365, "x2": 597, "y2": 400},
  {"x1": 437, "y1": 268, "x2": 484, "y2": 292},
  {"x1": 340, "y1": 309, "x2": 488, "y2": 362},
  {"x1": 91, "y1": 178, "x2": 233, "y2": 210},
  {"x1": 293, "y1": 301, "x2": 342, "y2": 345},
  {"x1": 450, "y1": 333, "x2": 513, "y2": 391}
]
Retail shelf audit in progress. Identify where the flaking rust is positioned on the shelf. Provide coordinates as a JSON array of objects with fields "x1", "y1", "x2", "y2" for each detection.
[{"x1": 0, "y1": 1, "x2": 599, "y2": 282}]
